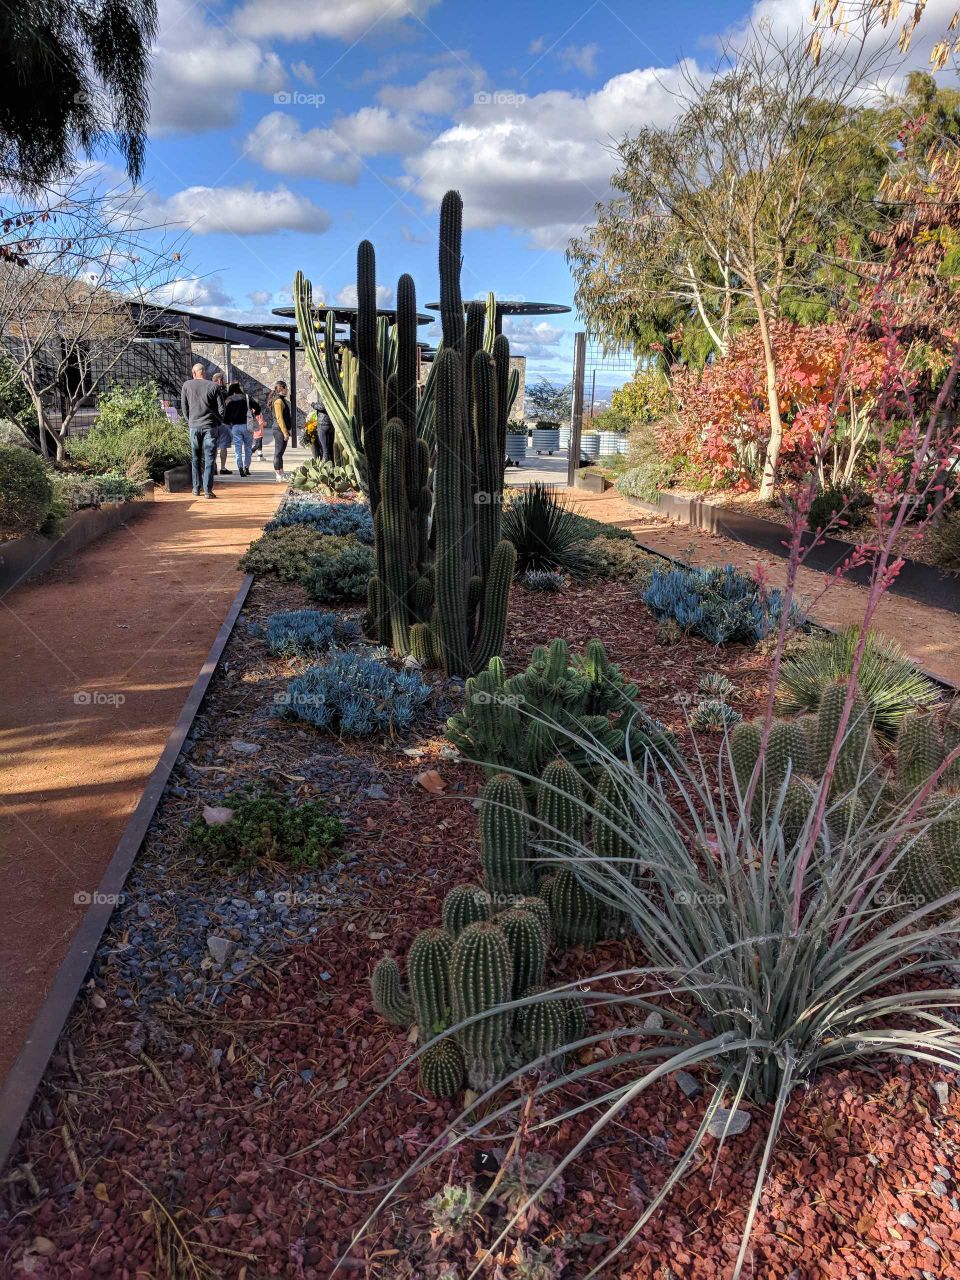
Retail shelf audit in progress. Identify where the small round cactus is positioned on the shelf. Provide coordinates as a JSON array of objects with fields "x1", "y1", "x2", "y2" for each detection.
[
  {"x1": 408, "y1": 927, "x2": 453, "y2": 1037},
  {"x1": 441, "y1": 883, "x2": 491, "y2": 937},
  {"x1": 370, "y1": 955, "x2": 413, "y2": 1026},
  {"x1": 419, "y1": 1037, "x2": 466, "y2": 1099},
  {"x1": 510, "y1": 894, "x2": 552, "y2": 945}
]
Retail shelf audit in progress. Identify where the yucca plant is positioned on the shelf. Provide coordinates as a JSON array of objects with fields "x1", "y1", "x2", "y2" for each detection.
[
  {"x1": 778, "y1": 625, "x2": 940, "y2": 739},
  {"x1": 501, "y1": 483, "x2": 597, "y2": 578},
  {"x1": 328, "y1": 712, "x2": 960, "y2": 1279}
]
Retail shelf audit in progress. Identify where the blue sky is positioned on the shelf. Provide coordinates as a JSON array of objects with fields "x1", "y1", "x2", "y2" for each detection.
[{"x1": 129, "y1": 0, "x2": 953, "y2": 385}]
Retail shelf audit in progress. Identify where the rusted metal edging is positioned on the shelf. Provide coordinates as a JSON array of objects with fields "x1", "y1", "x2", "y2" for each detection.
[{"x1": 0, "y1": 574, "x2": 255, "y2": 1171}]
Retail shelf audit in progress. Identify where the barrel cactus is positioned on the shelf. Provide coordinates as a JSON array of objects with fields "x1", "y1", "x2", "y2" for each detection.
[
  {"x1": 897, "y1": 709, "x2": 945, "y2": 795},
  {"x1": 441, "y1": 883, "x2": 491, "y2": 938},
  {"x1": 370, "y1": 955, "x2": 413, "y2": 1026},
  {"x1": 419, "y1": 1038, "x2": 467, "y2": 1100},
  {"x1": 497, "y1": 908, "x2": 547, "y2": 998},
  {"x1": 536, "y1": 757, "x2": 586, "y2": 853},
  {"x1": 407, "y1": 927, "x2": 453, "y2": 1036},
  {"x1": 450, "y1": 921, "x2": 515, "y2": 1090},
  {"x1": 480, "y1": 773, "x2": 532, "y2": 897},
  {"x1": 547, "y1": 868, "x2": 599, "y2": 949},
  {"x1": 517, "y1": 988, "x2": 570, "y2": 1064}
]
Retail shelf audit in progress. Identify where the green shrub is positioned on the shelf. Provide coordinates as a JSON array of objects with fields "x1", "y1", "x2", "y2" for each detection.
[
  {"x1": 616, "y1": 462, "x2": 670, "y2": 502},
  {"x1": 0, "y1": 444, "x2": 55, "y2": 536},
  {"x1": 924, "y1": 506, "x2": 960, "y2": 573},
  {"x1": 777, "y1": 626, "x2": 940, "y2": 739},
  {"x1": 564, "y1": 512, "x2": 634, "y2": 542},
  {"x1": 188, "y1": 788, "x2": 344, "y2": 871},
  {"x1": 584, "y1": 535, "x2": 658, "y2": 583},
  {"x1": 50, "y1": 471, "x2": 143, "y2": 512},
  {"x1": 70, "y1": 382, "x2": 189, "y2": 482},
  {"x1": 502, "y1": 483, "x2": 596, "y2": 577},
  {"x1": 239, "y1": 527, "x2": 370, "y2": 600},
  {"x1": 307, "y1": 539, "x2": 373, "y2": 602},
  {"x1": 807, "y1": 485, "x2": 872, "y2": 533}
]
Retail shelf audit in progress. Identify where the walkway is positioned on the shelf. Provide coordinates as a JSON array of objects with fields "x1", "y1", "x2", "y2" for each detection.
[{"x1": 0, "y1": 458, "x2": 295, "y2": 1081}]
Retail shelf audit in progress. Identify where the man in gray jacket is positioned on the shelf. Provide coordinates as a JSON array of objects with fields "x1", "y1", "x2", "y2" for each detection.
[{"x1": 180, "y1": 363, "x2": 222, "y2": 498}]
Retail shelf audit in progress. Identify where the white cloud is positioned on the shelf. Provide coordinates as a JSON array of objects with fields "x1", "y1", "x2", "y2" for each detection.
[
  {"x1": 559, "y1": 44, "x2": 600, "y2": 77},
  {"x1": 336, "y1": 282, "x2": 395, "y2": 307},
  {"x1": 404, "y1": 63, "x2": 698, "y2": 236},
  {"x1": 248, "y1": 289, "x2": 273, "y2": 306},
  {"x1": 333, "y1": 106, "x2": 425, "y2": 154},
  {"x1": 292, "y1": 61, "x2": 318, "y2": 87},
  {"x1": 378, "y1": 64, "x2": 483, "y2": 116},
  {"x1": 148, "y1": 184, "x2": 332, "y2": 235},
  {"x1": 235, "y1": 0, "x2": 440, "y2": 41},
  {"x1": 151, "y1": 275, "x2": 234, "y2": 310},
  {"x1": 246, "y1": 113, "x2": 360, "y2": 182},
  {"x1": 150, "y1": 0, "x2": 285, "y2": 133},
  {"x1": 529, "y1": 36, "x2": 546, "y2": 55},
  {"x1": 504, "y1": 317, "x2": 566, "y2": 360}
]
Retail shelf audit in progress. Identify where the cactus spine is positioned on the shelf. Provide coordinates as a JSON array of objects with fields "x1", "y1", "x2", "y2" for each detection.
[
  {"x1": 537, "y1": 757, "x2": 586, "y2": 854},
  {"x1": 370, "y1": 956, "x2": 413, "y2": 1026},
  {"x1": 547, "y1": 868, "x2": 599, "y2": 949},
  {"x1": 419, "y1": 1038, "x2": 466, "y2": 1099},
  {"x1": 407, "y1": 928, "x2": 453, "y2": 1036},
  {"x1": 450, "y1": 922, "x2": 514, "y2": 1090},
  {"x1": 897, "y1": 709, "x2": 945, "y2": 794},
  {"x1": 517, "y1": 988, "x2": 569, "y2": 1064}
]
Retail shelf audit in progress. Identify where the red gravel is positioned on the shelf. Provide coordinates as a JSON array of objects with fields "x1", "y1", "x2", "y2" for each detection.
[{"x1": 1, "y1": 576, "x2": 958, "y2": 1279}]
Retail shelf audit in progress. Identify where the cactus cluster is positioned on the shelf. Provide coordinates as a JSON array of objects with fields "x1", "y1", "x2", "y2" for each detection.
[
  {"x1": 730, "y1": 686, "x2": 960, "y2": 903},
  {"x1": 447, "y1": 637, "x2": 675, "y2": 780},
  {"x1": 295, "y1": 191, "x2": 519, "y2": 677},
  {"x1": 370, "y1": 901, "x2": 581, "y2": 1096}
]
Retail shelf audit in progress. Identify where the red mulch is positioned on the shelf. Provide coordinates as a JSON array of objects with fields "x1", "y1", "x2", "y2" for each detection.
[{"x1": 1, "y1": 577, "x2": 958, "y2": 1279}]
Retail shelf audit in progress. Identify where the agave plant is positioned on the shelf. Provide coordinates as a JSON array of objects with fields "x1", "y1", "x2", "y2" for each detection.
[
  {"x1": 778, "y1": 625, "x2": 940, "y2": 739},
  {"x1": 328, "y1": 713, "x2": 960, "y2": 1279},
  {"x1": 501, "y1": 483, "x2": 597, "y2": 578}
]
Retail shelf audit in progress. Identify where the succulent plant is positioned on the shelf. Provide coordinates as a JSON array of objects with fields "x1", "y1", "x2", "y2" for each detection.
[
  {"x1": 418, "y1": 1037, "x2": 467, "y2": 1099},
  {"x1": 441, "y1": 883, "x2": 491, "y2": 938},
  {"x1": 407, "y1": 927, "x2": 453, "y2": 1036},
  {"x1": 480, "y1": 773, "x2": 532, "y2": 897},
  {"x1": 536, "y1": 757, "x2": 586, "y2": 857},
  {"x1": 698, "y1": 672, "x2": 736, "y2": 700},
  {"x1": 370, "y1": 955, "x2": 413, "y2": 1026},
  {"x1": 690, "y1": 698, "x2": 742, "y2": 732},
  {"x1": 546, "y1": 868, "x2": 599, "y2": 949},
  {"x1": 497, "y1": 908, "x2": 547, "y2": 998},
  {"x1": 517, "y1": 988, "x2": 570, "y2": 1064},
  {"x1": 450, "y1": 921, "x2": 514, "y2": 1090},
  {"x1": 897, "y1": 708, "x2": 945, "y2": 795},
  {"x1": 509, "y1": 894, "x2": 552, "y2": 945}
]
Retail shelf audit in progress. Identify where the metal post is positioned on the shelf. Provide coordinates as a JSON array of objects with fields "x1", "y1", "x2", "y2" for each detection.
[
  {"x1": 224, "y1": 342, "x2": 233, "y2": 385},
  {"x1": 288, "y1": 330, "x2": 298, "y2": 447},
  {"x1": 568, "y1": 331, "x2": 586, "y2": 487}
]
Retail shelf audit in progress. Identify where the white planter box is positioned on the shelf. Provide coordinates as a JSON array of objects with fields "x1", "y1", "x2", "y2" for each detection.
[
  {"x1": 580, "y1": 433, "x2": 600, "y2": 459},
  {"x1": 598, "y1": 431, "x2": 621, "y2": 456},
  {"x1": 531, "y1": 428, "x2": 560, "y2": 454},
  {"x1": 505, "y1": 432, "x2": 528, "y2": 465},
  {"x1": 558, "y1": 427, "x2": 571, "y2": 450}
]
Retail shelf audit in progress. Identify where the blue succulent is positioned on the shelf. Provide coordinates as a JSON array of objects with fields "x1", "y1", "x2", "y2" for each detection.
[
  {"x1": 265, "y1": 609, "x2": 362, "y2": 657},
  {"x1": 643, "y1": 563, "x2": 798, "y2": 646},
  {"x1": 266, "y1": 497, "x2": 374, "y2": 543},
  {"x1": 280, "y1": 650, "x2": 432, "y2": 736}
]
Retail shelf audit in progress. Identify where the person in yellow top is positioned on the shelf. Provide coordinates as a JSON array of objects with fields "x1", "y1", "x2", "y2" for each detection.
[{"x1": 271, "y1": 380, "x2": 292, "y2": 483}]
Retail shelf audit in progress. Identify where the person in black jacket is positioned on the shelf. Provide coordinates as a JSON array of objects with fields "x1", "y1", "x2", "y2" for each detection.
[
  {"x1": 271, "y1": 380, "x2": 292, "y2": 482},
  {"x1": 222, "y1": 382, "x2": 260, "y2": 477}
]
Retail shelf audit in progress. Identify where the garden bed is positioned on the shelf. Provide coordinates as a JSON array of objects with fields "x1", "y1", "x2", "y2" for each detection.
[
  {"x1": 0, "y1": 485, "x2": 154, "y2": 596},
  {"x1": 2, "y1": 552, "x2": 959, "y2": 1279}
]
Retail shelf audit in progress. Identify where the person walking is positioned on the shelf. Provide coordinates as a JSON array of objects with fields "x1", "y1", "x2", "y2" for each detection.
[
  {"x1": 316, "y1": 396, "x2": 335, "y2": 462},
  {"x1": 210, "y1": 372, "x2": 232, "y2": 473},
  {"x1": 180, "y1": 363, "x2": 221, "y2": 499},
  {"x1": 270, "y1": 380, "x2": 292, "y2": 482},
  {"x1": 223, "y1": 382, "x2": 259, "y2": 477}
]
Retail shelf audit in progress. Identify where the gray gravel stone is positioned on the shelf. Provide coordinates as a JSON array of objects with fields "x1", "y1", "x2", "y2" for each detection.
[
  {"x1": 675, "y1": 1070, "x2": 701, "y2": 1098},
  {"x1": 231, "y1": 740, "x2": 261, "y2": 755},
  {"x1": 706, "y1": 1107, "x2": 751, "y2": 1139},
  {"x1": 932, "y1": 1081, "x2": 950, "y2": 1109},
  {"x1": 206, "y1": 934, "x2": 235, "y2": 966},
  {"x1": 643, "y1": 1011, "x2": 664, "y2": 1031}
]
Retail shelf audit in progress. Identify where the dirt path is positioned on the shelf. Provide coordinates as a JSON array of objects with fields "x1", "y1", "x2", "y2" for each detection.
[
  {"x1": 573, "y1": 488, "x2": 960, "y2": 687},
  {"x1": 0, "y1": 482, "x2": 283, "y2": 1080}
]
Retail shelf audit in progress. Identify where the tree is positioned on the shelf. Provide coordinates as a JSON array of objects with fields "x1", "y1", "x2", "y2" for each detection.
[
  {"x1": 525, "y1": 378, "x2": 572, "y2": 424},
  {"x1": 0, "y1": 0, "x2": 157, "y2": 189},
  {"x1": 568, "y1": 23, "x2": 896, "y2": 498},
  {"x1": 0, "y1": 177, "x2": 187, "y2": 459}
]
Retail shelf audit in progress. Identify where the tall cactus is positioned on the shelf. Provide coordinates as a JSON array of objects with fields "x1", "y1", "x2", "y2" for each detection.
[
  {"x1": 450, "y1": 921, "x2": 515, "y2": 1090},
  {"x1": 407, "y1": 928, "x2": 453, "y2": 1036},
  {"x1": 293, "y1": 190, "x2": 515, "y2": 675},
  {"x1": 480, "y1": 772, "x2": 532, "y2": 897}
]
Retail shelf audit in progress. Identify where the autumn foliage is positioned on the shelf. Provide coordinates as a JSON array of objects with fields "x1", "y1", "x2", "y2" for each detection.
[{"x1": 661, "y1": 321, "x2": 889, "y2": 488}]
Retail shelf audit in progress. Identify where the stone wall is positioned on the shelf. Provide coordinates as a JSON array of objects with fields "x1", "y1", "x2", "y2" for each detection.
[{"x1": 190, "y1": 342, "x2": 314, "y2": 430}]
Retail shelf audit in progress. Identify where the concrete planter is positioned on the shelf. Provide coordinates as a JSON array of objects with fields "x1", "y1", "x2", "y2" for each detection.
[
  {"x1": 580, "y1": 433, "x2": 600, "y2": 460},
  {"x1": 164, "y1": 464, "x2": 193, "y2": 493},
  {"x1": 531, "y1": 427, "x2": 560, "y2": 455},
  {"x1": 0, "y1": 487, "x2": 154, "y2": 596},
  {"x1": 575, "y1": 469, "x2": 611, "y2": 493},
  {"x1": 505, "y1": 432, "x2": 528, "y2": 466}
]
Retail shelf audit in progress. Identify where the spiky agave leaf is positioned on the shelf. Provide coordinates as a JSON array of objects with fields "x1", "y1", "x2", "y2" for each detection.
[{"x1": 501, "y1": 483, "x2": 597, "y2": 578}]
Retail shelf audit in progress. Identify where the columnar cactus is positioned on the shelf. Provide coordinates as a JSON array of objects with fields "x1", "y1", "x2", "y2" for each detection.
[
  {"x1": 547, "y1": 868, "x2": 599, "y2": 949},
  {"x1": 480, "y1": 773, "x2": 532, "y2": 897},
  {"x1": 730, "y1": 721, "x2": 763, "y2": 794},
  {"x1": 419, "y1": 1038, "x2": 466, "y2": 1100},
  {"x1": 450, "y1": 921, "x2": 514, "y2": 1090},
  {"x1": 497, "y1": 908, "x2": 547, "y2": 997},
  {"x1": 944, "y1": 701, "x2": 960, "y2": 789},
  {"x1": 594, "y1": 772, "x2": 632, "y2": 864},
  {"x1": 370, "y1": 956, "x2": 413, "y2": 1026},
  {"x1": 766, "y1": 721, "x2": 810, "y2": 788},
  {"x1": 441, "y1": 883, "x2": 491, "y2": 938},
  {"x1": 294, "y1": 191, "x2": 516, "y2": 675},
  {"x1": 536, "y1": 757, "x2": 586, "y2": 854},
  {"x1": 897, "y1": 709, "x2": 945, "y2": 795},
  {"x1": 407, "y1": 928, "x2": 453, "y2": 1036},
  {"x1": 816, "y1": 680, "x2": 874, "y2": 791},
  {"x1": 897, "y1": 833, "x2": 945, "y2": 905}
]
